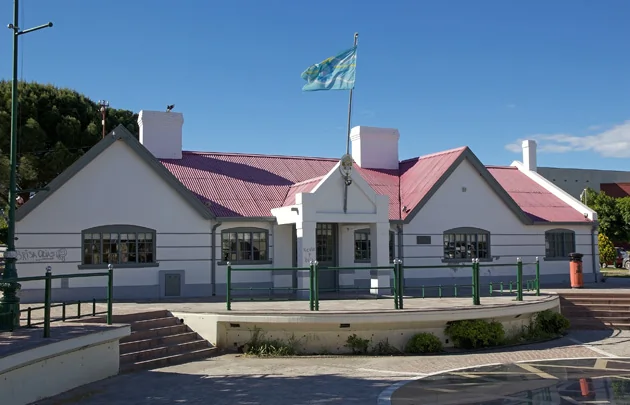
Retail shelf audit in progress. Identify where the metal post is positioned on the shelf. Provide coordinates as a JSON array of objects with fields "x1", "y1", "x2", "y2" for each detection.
[
  {"x1": 314, "y1": 261, "x2": 319, "y2": 311},
  {"x1": 393, "y1": 260, "x2": 399, "y2": 310},
  {"x1": 471, "y1": 259, "x2": 477, "y2": 305},
  {"x1": 308, "y1": 261, "x2": 314, "y2": 311},
  {"x1": 535, "y1": 256, "x2": 541, "y2": 294},
  {"x1": 226, "y1": 262, "x2": 232, "y2": 311},
  {"x1": 516, "y1": 257, "x2": 523, "y2": 301},
  {"x1": 397, "y1": 259, "x2": 404, "y2": 309},
  {"x1": 43, "y1": 266, "x2": 51, "y2": 338},
  {"x1": 107, "y1": 264, "x2": 113, "y2": 324},
  {"x1": 0, "y1": 0, "x2": 53, "y2": 331}
]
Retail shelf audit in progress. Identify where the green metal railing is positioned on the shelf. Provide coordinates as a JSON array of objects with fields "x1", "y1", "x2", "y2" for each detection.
[
  {"x1": 226, "y1": 263, "x2": 313, "y2": 310},
  {"x1": 395, "y1": 257, "x2": 541, "y2": 309},
  {"x1": 0, "y1": 266, "x2": 114, "y2": 337},
  {"x1": 226, "y1": 257, "x2": 541, "y2": 312}
]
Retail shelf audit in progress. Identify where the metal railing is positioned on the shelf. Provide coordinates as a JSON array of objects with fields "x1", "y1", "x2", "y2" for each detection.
[
  {"x1": 0, "y1": 266, "x2": 114, "y2": 337},
  {"x1": 395, "y1": 257, "x2": 541, "y2": 309},
  {"x1": 225, "y1": 263, "x2": 312, "y2": 310},
  {"x1": 226, "y1": 257, "x2": 541, "y2": 311}
]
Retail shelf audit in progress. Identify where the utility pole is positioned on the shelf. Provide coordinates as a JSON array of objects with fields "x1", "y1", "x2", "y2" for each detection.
[
  {"x1": 0, "y1": 0, "x2": 52, "y2": 331},
  {"x1": 99, "y1": 100, "x2": 109, "y2": 138}
]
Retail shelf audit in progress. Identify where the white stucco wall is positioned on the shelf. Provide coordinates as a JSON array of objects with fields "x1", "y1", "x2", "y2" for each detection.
[
  {"x1": 15, "y1": 139, "x2": 211, "y2": 300},
  {"x1": 402, "y1": 159, "x2": 596, "y2": 283}
]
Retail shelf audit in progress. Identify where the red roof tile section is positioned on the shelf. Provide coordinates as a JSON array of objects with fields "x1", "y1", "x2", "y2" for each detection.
[
  {"x1": 282, "y1": 176, "x2": 324, "y2": 206},
  {"x1": 160, "y1": 148, "x2": 589, "y2": 223},
  {"x1": 487, "y1": 166, "x2": 590, "y2": 223},
  {"x1": 600, "y1": 183, "x2": 630, "y2": 198}
]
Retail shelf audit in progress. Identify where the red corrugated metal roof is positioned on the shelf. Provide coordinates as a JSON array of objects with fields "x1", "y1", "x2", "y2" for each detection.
[
  {"x1": 487, "y1": 166, "x2": 590, "y2": 223},
  {"x1": 399, "y1": 147, "x2": 467, "y2": 220},
  {"x1": 601, "y1": 183, "x2": 630, "y2": 198},
  {"x1": 159, "y1": 148, "x2": 589, "y2": 223},
  {"x1": 282, "y1": 177, "x2": 323, "y2": 206}
]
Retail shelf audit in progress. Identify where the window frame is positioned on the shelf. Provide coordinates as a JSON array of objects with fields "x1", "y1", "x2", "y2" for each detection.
[
  {"x1": 353, "y1": 228, "x2": 396, "y2": 263},
  {"x1": 442, "y1": 227, "x2": 492, "y2": 263},
  {"x1": 79, "y1": 224, "x2": 158, "y2": 270},
  {"x1": 544, "y1": 228, "x2": 576, "y2": 261},
  {"x1": 219, "y1": 227, "x2": 272, "y2": 265}
]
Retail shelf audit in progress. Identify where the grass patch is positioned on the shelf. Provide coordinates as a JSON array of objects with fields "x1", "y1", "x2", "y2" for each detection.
[{"x1": 601, "y1": 269, "x2": 630, "y2": 278}]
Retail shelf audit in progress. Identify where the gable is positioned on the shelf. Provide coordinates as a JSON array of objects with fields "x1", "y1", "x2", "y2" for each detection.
[
  {"x1": 16, "y1": 125, "x2": 212, "y2": 223},
  {"x1": 409, "y1": 158, "x2": 531, "y2": 231},
  {"x1": 310, "y1": 162, "x2": 381, "y2": 214},
  {"x1": 402, "y1": 148, "x2": 532, "y2": 225}
]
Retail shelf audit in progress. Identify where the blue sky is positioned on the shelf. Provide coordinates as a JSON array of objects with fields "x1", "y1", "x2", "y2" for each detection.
[{"x1": 1, "y1": 0, "x2": 629, "y2": 169}]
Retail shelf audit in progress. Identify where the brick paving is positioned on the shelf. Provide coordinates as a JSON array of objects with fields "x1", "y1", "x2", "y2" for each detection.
[{"x1": 38, "y1": 331, "x2": 610, "y2": 405}]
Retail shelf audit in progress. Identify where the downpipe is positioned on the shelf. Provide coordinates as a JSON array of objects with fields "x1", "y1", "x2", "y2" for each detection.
[
  {"x1": 211, "y1": 221, "x2": 222, "y2": 296},
  {"x1": 591, "y1": 221, "x2": 598, "y2": 283}
]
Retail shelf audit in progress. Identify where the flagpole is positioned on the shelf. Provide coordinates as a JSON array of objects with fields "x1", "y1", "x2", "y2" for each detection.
[
  {"x1": 345, "y1": 32, "x2": 359, "y2": 155},
  {"x1": 343, "y1": 32, "x2": 358, "y2": 214}
]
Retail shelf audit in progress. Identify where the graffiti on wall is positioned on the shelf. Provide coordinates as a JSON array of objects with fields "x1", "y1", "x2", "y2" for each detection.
[
  {"x1": 303, "y1": 247, "x2": 315, "y2": 264},
  {"x1": 17, "y1": 248, "x2": 68, "y2": 263}
]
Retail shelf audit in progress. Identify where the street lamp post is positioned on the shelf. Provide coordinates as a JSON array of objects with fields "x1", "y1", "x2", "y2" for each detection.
[{"x1": 0, "y1": 0, "x2": 52, "y2": 331}]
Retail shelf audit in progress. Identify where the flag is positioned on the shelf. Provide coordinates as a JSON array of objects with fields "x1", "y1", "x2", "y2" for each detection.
[{"x1": 301, "y1": 46, "x2": 357, "y2": 91}]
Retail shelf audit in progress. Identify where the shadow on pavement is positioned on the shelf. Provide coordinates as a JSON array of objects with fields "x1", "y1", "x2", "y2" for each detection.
[{"x1": 37, "y1": 364, "x2": 395, "y2": 405}]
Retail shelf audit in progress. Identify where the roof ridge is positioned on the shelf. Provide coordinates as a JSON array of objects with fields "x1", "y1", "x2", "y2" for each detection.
[
  {"x1": 182, "y1": 150, "x2": 339, "y2": 162},
  {"x1": 290, "y1": 176, "x2": 325, "y2": 187},
  {"x1": 399, "y1": 146, "x2": 468, "y2": 163}
]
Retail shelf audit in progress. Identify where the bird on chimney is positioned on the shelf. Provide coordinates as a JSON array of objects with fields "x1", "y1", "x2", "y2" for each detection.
[{"x1": 166, "y1": 104, "x2": 175, "y2": 112}]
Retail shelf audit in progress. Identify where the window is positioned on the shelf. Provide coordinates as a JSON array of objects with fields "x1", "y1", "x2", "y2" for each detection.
[
  {"x1": 81, "y1": 225, "x2": 157, "y2": 268},
  {"x1": 221, "y1": 227, "x2": 269, "y2": 264},
  {"x1": 353, "y1": 229, "x2": 396, "y2": 263},
  {"x1": 545, "y1": 229, "x2": 575, "y2": 259},
  {"x1": 443, "y1": 227, "x2": 490, "y2": 261}
]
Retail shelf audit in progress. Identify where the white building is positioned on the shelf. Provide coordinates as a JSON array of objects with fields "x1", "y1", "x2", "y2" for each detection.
[{"x1": 14, "y1": 111, "x2": 598, "y2": 302}]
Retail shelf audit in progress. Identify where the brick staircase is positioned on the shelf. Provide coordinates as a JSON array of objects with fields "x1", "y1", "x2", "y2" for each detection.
[
  {"x1": 80, "y1": 309, "x2": 217, "y2": 373},
  {"x1": 560, "y1": 292, "x2": 630, "y2": 330}
]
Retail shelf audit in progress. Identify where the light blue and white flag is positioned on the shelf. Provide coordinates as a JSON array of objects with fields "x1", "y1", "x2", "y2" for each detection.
[{"x1": 301, "y1": 46, "x2": 357, "y2": 91}]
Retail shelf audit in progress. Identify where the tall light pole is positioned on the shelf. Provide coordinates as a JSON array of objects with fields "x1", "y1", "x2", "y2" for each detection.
[
  {"x1": 99, "y1": 100, "x2": 109, "y2": 138},
  {"x1": 0, "y1": 0, "x2": 52, "y2": 330}
]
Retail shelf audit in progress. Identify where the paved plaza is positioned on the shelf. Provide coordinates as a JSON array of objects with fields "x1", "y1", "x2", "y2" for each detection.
[{"x1": 37, "y1": 328, "x2": 629, "y2": 405}]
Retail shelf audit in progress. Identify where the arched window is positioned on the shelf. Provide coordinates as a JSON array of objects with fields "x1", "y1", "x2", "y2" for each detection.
[
  {"x1": 353, "y1": 228, "x2": 396, "y2": 263},
  {"x1": 80, "y1": 225, "x2": 157, "y2": 269},
  {"x1": 443, "y1": 227, "x2": 491, "y2": 262},
  {"x1": 545, "y1": 229, "x2": 575, "y2": 259},
  {"x1": 221, "y1": 227, "x2": 270, "y2": 264}
]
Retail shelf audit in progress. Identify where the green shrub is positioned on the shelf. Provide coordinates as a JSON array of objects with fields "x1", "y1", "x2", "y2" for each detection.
[
  {"x1": 345, "y1": 334, "x2": 371, "y2": 354},
  {"x1": 533, "y1": 310, "x2": 571, "y2": 335},
  {"x1": 405, "y1": 332, "x2": 443, "y2": 354},
  {"x1": 244, "y1": 328, "x2": 298, "y2": 357},
  {"x1": 445, "y1": 319, "x2": 505, "y2": 349}
]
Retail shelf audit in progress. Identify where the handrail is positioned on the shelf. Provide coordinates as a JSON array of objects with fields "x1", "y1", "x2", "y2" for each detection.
[{"x1": 0, "y1": 266, "x2": 114, "y2": 337}]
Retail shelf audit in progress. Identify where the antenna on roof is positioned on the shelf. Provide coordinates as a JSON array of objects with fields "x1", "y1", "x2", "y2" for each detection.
[{"x1": 166, "y1": 104, "x2": 175, "y2": 112}]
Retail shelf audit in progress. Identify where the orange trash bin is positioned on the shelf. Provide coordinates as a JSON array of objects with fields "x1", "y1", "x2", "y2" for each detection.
[{"x1": 570, "y1": 252, "x2": 584, "y2": 288}]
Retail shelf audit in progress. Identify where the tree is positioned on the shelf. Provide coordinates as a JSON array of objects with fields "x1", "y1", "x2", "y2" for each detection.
[
  {"x1": 0, "y1": 81, "x2": 139, "y2": 205},
  {"x1": 582, "y1": 187, "x2": 629, "y2": 242},
  {"x1": 0, "y1": 81, "x2": 139, "y2": 243},
  {"x1": 598, "y1": 233, "x2": 616, "y2": 267}
]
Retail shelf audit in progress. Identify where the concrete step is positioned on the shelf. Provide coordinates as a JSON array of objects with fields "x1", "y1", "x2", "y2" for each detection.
[
  {"x1": 561, "y1": 308, "x2": 630, "y2": 318},
  {"x1": 68, "y1": 310, "x2": 172, "y2": 325},
  {"x1": 130, "y1": 316, "x2": 181, "y2": 332},
  {"x1": 120, "y1": 324, "x2": 190, "y2": 343},
  {"x1": 120, "y1": 347, "x2": 218, "y2": 374},
  {"x1": 120, "y1": 339, "x2": 213, "y2": 365},
  {"x1": 561, "y1": 298, "x2": 630, "y2": 305},
  {"x1": 567, "y1": 318, "x2": 630, "y2": 330},
  {"x1": 559, "y1": 293, "x2": 630, "y2": 299},
  {"x1": 119, "y1": 332, "x2": 200, "y2": 355}
]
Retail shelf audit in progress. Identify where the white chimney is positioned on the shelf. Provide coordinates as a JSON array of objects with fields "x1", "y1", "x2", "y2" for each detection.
[
  {"x1": 350, "y1": 126, "x2": 400, "y2": 170},
  {"x1": 138, "y1": 110, "x2": 184, "y2": 159},
  {"x1": 522, "y1": 139, "x2": 537, "y2": 172}
]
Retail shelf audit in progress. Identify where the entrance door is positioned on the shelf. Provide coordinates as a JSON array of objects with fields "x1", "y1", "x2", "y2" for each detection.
[{"x1": 316, "y1": 223, "x2": 338, "y2": 292}]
